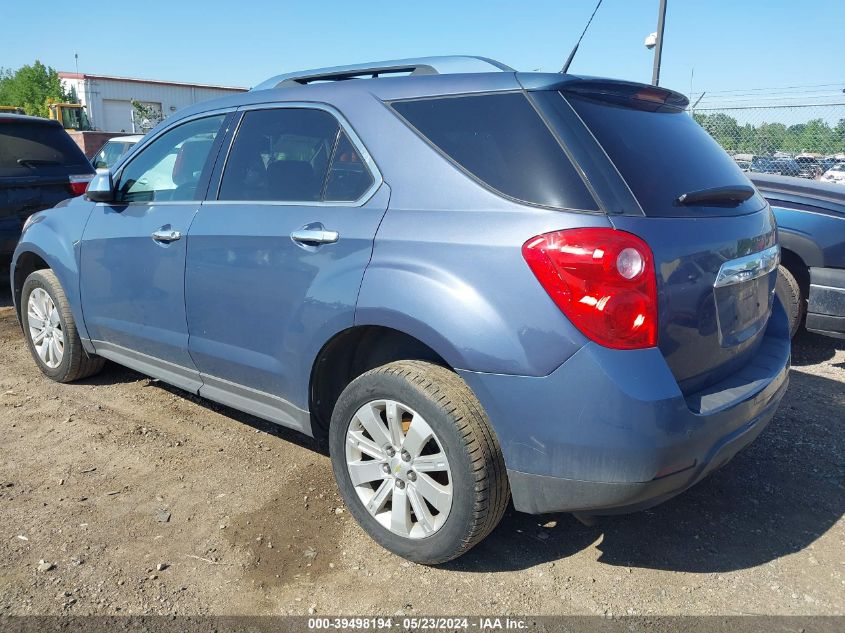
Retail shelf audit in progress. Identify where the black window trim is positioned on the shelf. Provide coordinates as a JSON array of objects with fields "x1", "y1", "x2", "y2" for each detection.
[
  {"x1": 207, "y1": 101, "x2": 382, "y2": 207},
  {"x1": 387, "y1": 89, "x2": 601, "y2": 213},
  {"x1": 107, "y1": 108, "x2": 236, "y2": 206}
]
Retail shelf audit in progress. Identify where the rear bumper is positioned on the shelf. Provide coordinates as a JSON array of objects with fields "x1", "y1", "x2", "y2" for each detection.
[
  {"x1": 806, "y1": 267, "x2": 845, "y2": 339},
  {"x1": 458, "y1": 301, "x2": 791, "y2": 515}
]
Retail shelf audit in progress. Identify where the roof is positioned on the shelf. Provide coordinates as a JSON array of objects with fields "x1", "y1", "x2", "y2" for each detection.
[
  {"x1": 0, "y1": 113, "x2": 62, "y2": 126},
  {"x1": 58, "y1": 72, "x2": 247, "y2": 92},
  {"x1": 252, "y1": 55, "x2": 514, "y2": 91},
  {"x1": 106, "y1": 134, "x2": 144, "y2": 143}
]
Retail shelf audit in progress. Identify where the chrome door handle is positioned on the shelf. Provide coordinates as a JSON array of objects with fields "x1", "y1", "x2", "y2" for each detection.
[
  {"x1": 151, "y1": 229, "x2": 182, "y2": 243},
  {"x1": 290, "y1": 228, "x2": 339, "y2": 245}
]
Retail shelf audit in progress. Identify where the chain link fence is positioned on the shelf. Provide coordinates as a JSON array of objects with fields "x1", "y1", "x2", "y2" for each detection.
[{"x1": 691, "y1": 103, "x2": 845, "y2": 181}]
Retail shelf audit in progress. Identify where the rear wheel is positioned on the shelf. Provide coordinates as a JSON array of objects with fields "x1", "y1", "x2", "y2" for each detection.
[
  {"x1": 775, "y1": 264, "x2": 804, "y2": 338},
  {"x1": 329, "y1": 360, "x2": 509, "y2": 564},
  {"x1": 21, "y1": 270, "x2": 105, "y2": 382}
]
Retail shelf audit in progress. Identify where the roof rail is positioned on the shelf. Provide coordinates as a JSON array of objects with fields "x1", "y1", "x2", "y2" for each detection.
[{"x1": 251, "y1": 56, "x2": 513, "y2": 91}]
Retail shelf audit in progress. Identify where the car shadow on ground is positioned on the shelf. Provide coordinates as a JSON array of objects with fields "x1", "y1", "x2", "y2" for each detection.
[
  {"x1": 0, "y1": 285, "x2": 13, "y2": 309},
  {"x1": 78, "y1": 361, "x2": 325, "y2": 454},
  {"x1": 446, "y1": 338, "x2": 844, "y2": 574},
  {"x1": 791, "y1": 328, "x2": 845, "y2": 367},
  {"x1": 24, "y1": 303, "x2": 845, "y2": 575}
]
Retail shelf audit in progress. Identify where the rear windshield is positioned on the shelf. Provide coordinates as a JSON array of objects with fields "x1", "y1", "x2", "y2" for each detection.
[
  {"x1": 391, "y1": 93, "x2": 597, "y2": 211},
  {"x1": 0, "y1": 121, "x2": 91, "y2": 178},
  {"x1": 567, "y1": 94, "x2": 764, "y2": 217}
]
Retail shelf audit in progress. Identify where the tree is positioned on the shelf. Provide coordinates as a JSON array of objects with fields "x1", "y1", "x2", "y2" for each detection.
[
  {"x1": 753, "y1": 122, "x2": 787, "y2": 155},
  {"x1": 131, "y1": 100, "x2": 163, "y2": 133},
  {"x1": 798, "y1": 119, "x2": 833, "y2": 153},
  {"x1": 835, "y1": 119, "x2": 845, "y2": 153},
  {"x1": 0, "y1": 61, "x2": 70, "y2": 117}
]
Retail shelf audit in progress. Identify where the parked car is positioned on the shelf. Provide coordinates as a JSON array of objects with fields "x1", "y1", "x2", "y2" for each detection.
[
  {"x1": 91, "y1": 134, "x2": 143, "y2": 169},
  {"x1": 751, "y1": 173, "x2": 845, "y2": 339},
  {"x1": 794, "y1": 156, "x2": 823, "y2": 179},
  {"x1": 775, "y1": 157, "x2": 802, "y2": 178},
  {"x1": 750, "y1": 156, "x2": 781, "y2": 174},
  {"x1": 0, "y1": 114, "x2": 94, "y2": 263},
  {"x1": 750, "y1": 156, "x2": 802, "y2": 178},
  {"x1": 11, "y1": 57, "x2": 790, "y2": 563},
  {"x1": 821, "y1": 162, "x2": 845, "y2": 185}
]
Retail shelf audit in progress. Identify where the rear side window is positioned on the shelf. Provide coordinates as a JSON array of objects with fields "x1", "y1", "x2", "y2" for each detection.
[
  {"x1": 566, "y1": 93, "x2": 764, "y2": 217},
  {"x1": 324, "y1": 132, "x2": 374, "y2": 201},
  {"x1": 218, "y1": 108, "x2": 375, "y2": 203},
  {"x1": 0, "y1": 121, "x2": 91, "y2": 178},
  {"x1": 391, "y1": 93, "x2": 597, "y2": 211}
]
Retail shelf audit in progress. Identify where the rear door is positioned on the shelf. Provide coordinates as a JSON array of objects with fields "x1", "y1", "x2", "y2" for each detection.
[
  {"x1": 0, "y1": 118, "x2": 93, "y2": 255},
  {"x1": 533, "y1": 84, "x2": 778, "y2": 394},
  {"x1": 80, "y1": 113, "x2": 229, "y2": 387},
  {"x1": 184, "y1": 105, "x2": 387, "y2": 429}
]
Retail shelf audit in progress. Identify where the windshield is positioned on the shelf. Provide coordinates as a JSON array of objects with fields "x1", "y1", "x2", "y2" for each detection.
[
  {"x1": 93, "y1": 141, "x2": 129, "y2": 169},
  {"x1": 565, "y1": 92, "x2": 764, "y2": 217},
  {"x1": 60, "y1": 106, "x2": 90, "y2": 130},
  {"x1": 0, "y1": 121, "x2": 91, "y2": 178}
]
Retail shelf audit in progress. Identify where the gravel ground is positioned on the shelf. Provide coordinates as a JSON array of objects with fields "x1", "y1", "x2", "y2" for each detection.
[{"x1": 0, "y1": 287, "x2": 843, "y2": 616}]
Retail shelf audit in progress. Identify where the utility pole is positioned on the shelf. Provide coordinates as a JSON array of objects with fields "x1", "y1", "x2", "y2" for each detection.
[{"x1": 651, "y1": 0, "x2": 667, "y2": 86}]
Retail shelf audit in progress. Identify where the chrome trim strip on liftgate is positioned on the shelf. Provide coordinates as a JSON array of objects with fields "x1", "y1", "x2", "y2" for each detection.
[{"x1": 714, "y1": 245, "x2": 780, "y2": 288}]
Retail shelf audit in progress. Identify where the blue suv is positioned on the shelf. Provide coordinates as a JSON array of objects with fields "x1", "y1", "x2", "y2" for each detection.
[{"x1": 10, "y1": 57, "x2": 790, "y2": 563}]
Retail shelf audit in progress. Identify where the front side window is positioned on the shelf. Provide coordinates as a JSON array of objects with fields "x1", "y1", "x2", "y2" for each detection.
[
  {"x1": 117, "y1": 115, "x2": 225, "y2": 203},
  {"x1": 218, "y1": 108, "x2": 375, "y2": 203}
]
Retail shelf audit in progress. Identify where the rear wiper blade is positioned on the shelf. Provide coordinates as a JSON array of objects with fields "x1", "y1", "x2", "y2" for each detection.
[
  {"x1": 17, "y1": 158, "x2": 62, "y2": 167},
  {"x1": 675, "y1": 185, "x2": 755, "y2": 206}
]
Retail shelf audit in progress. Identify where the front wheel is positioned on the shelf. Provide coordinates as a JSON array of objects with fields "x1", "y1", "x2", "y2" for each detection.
[
  {"x1": 21, "y1": 269, "x2": 105, "y2": 382},
  {"x1": 329, "y1": 360, "x2": 509, "y2": 564},
  {"x1": 775, "y1": 264, "x2": 805, "y2": 338}
]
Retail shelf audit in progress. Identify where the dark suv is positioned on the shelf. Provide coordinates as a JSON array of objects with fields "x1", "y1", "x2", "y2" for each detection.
[
  {"x1": 0, "y1": 114, "x2": 94, "y2": 261},
  {"x1": 11, "y1": 57, "x2": 790, "y2": 563}
]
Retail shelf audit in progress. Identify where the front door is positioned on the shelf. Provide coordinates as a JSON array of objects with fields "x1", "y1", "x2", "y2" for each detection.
[
  {"x1": 80, "y1": 114, "x2": 228, "y2": 389},
  {"x1": 185, "y1": 106, "x2": 387, "y2": 428}
]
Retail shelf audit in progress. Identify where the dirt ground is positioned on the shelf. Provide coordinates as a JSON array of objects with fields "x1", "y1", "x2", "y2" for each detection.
[{"x1": 0, "y1": 287, "x2": 843, "y2": 617}]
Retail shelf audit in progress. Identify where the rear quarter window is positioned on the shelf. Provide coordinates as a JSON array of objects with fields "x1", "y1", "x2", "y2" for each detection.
[
  {"x1": 391, "y1": 92, "x2": 598, "y2": 211},
  {"x1": 0, "y1": 121, "x2": 91, "y2": 178}
]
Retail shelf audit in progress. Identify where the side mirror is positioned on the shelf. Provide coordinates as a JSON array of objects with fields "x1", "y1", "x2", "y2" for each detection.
[{"x1": 85, "y1": 169, "x2": 117, "y2": 203}]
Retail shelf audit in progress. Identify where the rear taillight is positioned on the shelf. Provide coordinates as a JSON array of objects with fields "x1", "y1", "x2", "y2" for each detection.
[
  {"x1": 69, "y1": 174, "x2": 93, "y2": 196},
  {"x1": 522, "y1": 228, "x2": 658, "y2": 350}
]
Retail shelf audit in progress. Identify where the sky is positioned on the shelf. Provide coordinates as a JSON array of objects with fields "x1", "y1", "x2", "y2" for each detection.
[{"x1": 3, "y1": 0, "x2": 845, "y2": 108}]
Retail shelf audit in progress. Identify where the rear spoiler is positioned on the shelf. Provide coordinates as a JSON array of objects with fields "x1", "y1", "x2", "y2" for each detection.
[{"x1": 517, "y1": 73, "x2": 689, "y2": 110}]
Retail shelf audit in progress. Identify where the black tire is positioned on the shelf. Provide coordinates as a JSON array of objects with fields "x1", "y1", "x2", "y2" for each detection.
[
  {"x1": 775, "y1": 264, "x2": 804, "y2": 338},
  {"x1": 329, "y1": 360, "x2": 509, "y2": 564},
  {"x1": 20, "y1": 269, "x2": 105, "y2": 383}
]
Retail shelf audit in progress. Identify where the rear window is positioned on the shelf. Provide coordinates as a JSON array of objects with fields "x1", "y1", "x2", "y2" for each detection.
[
  {"x1": 0, "y1": 121, "x2": 91, "y2": 178},
  {"x1": 567, "y1": 93, "x2": 764, "y2": 217},
  {"x1": 391, "y1": 93, "x2": 597, "y2": 211}
]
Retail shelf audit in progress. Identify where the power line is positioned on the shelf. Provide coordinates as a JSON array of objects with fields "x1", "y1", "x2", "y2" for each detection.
[
  {"x1": 695, "y1": 102, "x2": 845, "y2": 111},
  {"x1": 691, "y1": 82, "x2": 844, "y2": 96}
]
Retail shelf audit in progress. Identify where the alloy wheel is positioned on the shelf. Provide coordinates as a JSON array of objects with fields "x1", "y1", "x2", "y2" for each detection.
[
  {"x1": 27, "y1": 288, "x2": 64, "y2": 369},
  {"x1": 345, "y1": 399, "x2": 453, "y2": 539}
]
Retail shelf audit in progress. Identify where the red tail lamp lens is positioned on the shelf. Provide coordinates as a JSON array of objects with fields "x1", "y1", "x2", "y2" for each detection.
[
  {"x1": 68, "y1": 175, "x2": 93, "y2": 196},
  {"x1": 522, "y1": 228, "x2": 658, "y2": 349}
]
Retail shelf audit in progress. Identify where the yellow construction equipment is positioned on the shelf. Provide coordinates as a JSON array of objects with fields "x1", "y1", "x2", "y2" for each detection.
[
  {"x1": 0, "y1": 106, "x2": 26, "y2": 115},
  {"x1": 47, "y1": 103, "x2": 92, "y2": 131}
]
